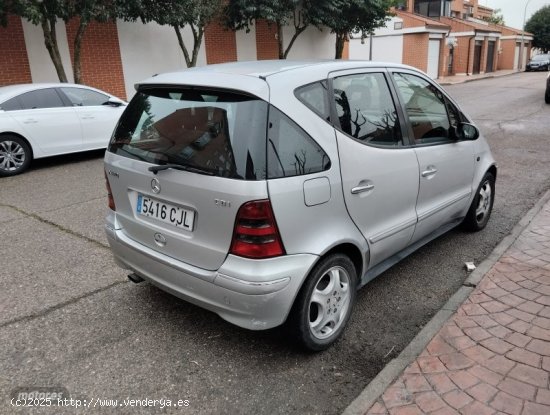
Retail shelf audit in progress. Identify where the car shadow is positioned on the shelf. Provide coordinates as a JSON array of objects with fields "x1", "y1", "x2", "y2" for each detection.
[{"x1": 28, "y1": 149, "x2": 106, "y2": 173}]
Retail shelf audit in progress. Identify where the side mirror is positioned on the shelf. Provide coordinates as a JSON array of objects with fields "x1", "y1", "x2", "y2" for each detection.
[
  {"x1": 456, "y1": 122, "x2": 479, "y2": 141},
  {"x1": 104, "y1": 97, "x2": 124, "y2": 107}
]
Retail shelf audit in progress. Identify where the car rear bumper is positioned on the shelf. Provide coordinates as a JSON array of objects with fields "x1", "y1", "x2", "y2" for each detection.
[{"x1": 105, "y1": 220, "x2": 317, "y2": 330}]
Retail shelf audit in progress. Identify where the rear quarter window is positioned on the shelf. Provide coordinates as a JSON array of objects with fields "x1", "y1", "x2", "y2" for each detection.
[
  {"x1": 0, "y1": 96, "x2": 21, "y2": 111},
  {"x1": 295, "y1": 81, "x2": 330, "y2": 121},
  {"x1": 267, "y1": 106, "x2": 330, "y2": 179}
]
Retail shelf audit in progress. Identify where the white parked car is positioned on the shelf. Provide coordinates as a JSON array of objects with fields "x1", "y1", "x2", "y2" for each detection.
[{"x1": 0, "y1": 83, "x2": 126, "y2": 176}]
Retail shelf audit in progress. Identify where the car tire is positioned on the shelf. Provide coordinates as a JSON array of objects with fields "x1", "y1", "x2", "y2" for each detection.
[
  {"x1": 0, "y1": 135, "x2": 31, "y2": 177},
  {"x1": 545, "y1": 90, "x2": 550, "y2": 104},
  {"x1": 462, "y1": 172, "x2": 495, "y2": 232},
  {"x1": 287, "y1": 253, "x2": 357, "y2": 352}
]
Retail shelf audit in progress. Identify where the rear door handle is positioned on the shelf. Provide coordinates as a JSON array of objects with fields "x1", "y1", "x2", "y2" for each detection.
[
  {"x1": 23, "y1": 119, "x2": 38, "y2": 124},
  {"x1": 421, "y1": 167, "x2": 438, "y2": 178},
  {"x1": 351, "y1": 184, "x2": 374, "y2": 194}
]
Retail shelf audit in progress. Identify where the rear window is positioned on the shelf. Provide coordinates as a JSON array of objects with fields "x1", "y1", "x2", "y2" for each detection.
[{"x1": 109, "y1": 88, "x2": 268, "y2": 180}]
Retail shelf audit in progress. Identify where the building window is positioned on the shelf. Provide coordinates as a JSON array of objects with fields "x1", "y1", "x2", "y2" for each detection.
[{"x1": 415, "y1": 0, "x2": 446, "y2": 18}]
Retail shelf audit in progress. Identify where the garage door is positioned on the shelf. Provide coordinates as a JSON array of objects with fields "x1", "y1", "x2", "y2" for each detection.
[{"x1": 427, "y1": 40, "x2": 440, "y2": 79}]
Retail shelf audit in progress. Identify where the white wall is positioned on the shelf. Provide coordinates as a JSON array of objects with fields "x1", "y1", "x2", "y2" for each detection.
[
  {"x1": 236, "y1": 27, "x2": 257, "y2": 61},
  {"x1": 21, "y1": 18, "x2": 74, "y2": 83},
  {"x1": 116, "y1": 19, "x2": 207, "y2": 99},
  {"x1": 282, "y1": 25, "x2": 335, "y2": 59},
  {"x1": 348, "y1": 17, "x2": 404, "y2": 63}
]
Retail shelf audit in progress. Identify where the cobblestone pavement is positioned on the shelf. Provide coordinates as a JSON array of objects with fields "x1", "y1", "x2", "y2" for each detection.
[{"x1": 365, "y1": 203, "x2": 550, "y2": 415}]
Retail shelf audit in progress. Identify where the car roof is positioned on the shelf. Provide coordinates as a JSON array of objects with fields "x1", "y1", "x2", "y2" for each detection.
[
  {"x1": 137, "y1": 60, "x2": 419, "y2": 101},
  {"x1": 0, "y1": 83, "x2": 113, "y2": 103}
]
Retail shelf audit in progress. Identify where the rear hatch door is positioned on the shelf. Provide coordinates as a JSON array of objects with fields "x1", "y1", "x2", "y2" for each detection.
[{"x1": 105, "y1": 86, "x2": 269, "y2": 271}]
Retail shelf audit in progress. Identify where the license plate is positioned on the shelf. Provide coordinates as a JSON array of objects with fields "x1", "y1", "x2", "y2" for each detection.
[{"x1": 137, "y1": 194, "x2": 195, "y2": 231}]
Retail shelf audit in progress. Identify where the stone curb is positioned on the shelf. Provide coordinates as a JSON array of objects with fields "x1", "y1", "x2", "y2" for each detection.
[
  {"x1": 342, "y1": 188, "x2": 550, "y2": 415},
  {"x1": 438, "y1": 70, "x2": 521, "y2": 86}
]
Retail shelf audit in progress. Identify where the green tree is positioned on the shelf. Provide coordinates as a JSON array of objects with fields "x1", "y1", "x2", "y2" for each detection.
[
  {"x1": 119, "y1": 0, "x2": 223, "y2": 68},
  {"x1": 11, "y1": 0, "x2": 70, "y2": 82},
  {"x1": 315, "y1": 0, "x2": 395, "y2": 59},
  {"x1": 224, "y1": 0, "x2": 320, "y2": 59},
  {"x1": 6, "y1": 0, "x2": 117, "y2": 83},
  {"x1": 483, "y1": 8, "x2": 505, "y2": 26},
  {"x1": 525, "y1": 5, "x2": 550, "y2": 54},
  {"x1": 0, "y1": 0, "x2": 13, "y2": 26}
]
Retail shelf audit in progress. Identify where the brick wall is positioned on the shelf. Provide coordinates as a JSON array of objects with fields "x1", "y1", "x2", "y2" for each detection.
[
  {"x1": 205, "y1": 19, "x2": 237, "y2": 64},
  {"x1": 403, "y1": 33, "x2": 429, "y2": 73},
  {"x1": 255, "y1": 20, "x2": 279, "y2": 60},
  {"x1": 452, "y1": 36, "x2": 475, "y2": 74},
  {"x1": 65, "y1": 19, "x2": 126, "y2": 99},
  {"x1": 439, "y1": 38, "x2": 450, "y2": 77},
  {"x1": 0, "y1": 15, "x2": 32, "y2": 86},
  {"x1": 342, "y1": 40, "x2": 349, "y2": 59}
]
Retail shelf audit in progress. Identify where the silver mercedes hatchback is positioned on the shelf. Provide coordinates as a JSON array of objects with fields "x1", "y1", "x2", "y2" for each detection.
[{"x1": 104, "y1": 61, "x2": 496, "y2": 351}]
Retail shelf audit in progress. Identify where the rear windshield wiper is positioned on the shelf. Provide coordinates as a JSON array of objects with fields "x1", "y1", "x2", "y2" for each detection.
[{"x1": 148, "y1": 163, "x2": 215, "y2": 176}]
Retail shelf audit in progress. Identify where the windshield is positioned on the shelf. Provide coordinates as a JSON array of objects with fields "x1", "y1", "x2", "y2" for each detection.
[
  {"x1": 532, "y1": 55, "x2": 549, "y2": 61},
  {"x1": 108, "y1": 88, "x2": 268, "y2": 180}
]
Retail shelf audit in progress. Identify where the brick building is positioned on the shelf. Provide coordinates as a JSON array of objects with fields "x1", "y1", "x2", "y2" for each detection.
[
  {"x1": 0, "y1": 1, "x2": 532, "y2": 100},
  {"x1": 396, "y1": 0, "x2": 533, "y2": 77}
]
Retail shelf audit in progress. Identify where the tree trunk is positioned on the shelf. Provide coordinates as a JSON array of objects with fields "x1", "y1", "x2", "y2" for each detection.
[
  {"x1": 283, "y1": 25, "x2": 307, "y2": 59},
  {"x1": 191, "y1": 24, "x2": 203, "y2": 68},
  {"x1": 277, "y1": 21, "x2": 284, "y2": 59},
  {"x1": 41, "y1": 16, "x2": 68, "y2": 82},
  {"x1": 335, "y1": 32, "x2": 346, "y2": 59},
  {"x1": 174, "y1": 24, "x2": 198, "y2": 67},
  {"x1": 73, "y1": 19, "x2": 88, "y2": 84},
  {"x1": 174, "y1": 23, "x2": 204, "y2": 68}
]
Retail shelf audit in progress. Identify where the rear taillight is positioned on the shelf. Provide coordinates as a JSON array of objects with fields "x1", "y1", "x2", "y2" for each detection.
[
  {"x1": 230, "y1": 200, "x2": 285, "y2": 259},
  {"x1": 104, "y1": 171, "x2": 116, "y2": 211}
]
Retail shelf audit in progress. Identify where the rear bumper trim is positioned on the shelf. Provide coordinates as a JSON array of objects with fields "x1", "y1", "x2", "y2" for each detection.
[
  {"x1": 105, "y1": 225, "x2": 317, "y2": 330},
  {"x1": 214, "y1": 273, "x2": 290, "y2": 295}
]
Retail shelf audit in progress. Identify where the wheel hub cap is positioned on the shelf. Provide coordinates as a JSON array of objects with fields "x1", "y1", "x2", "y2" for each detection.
[
  {"x1": 0, "y1": 141, "x2": 25, "y2": 172},
  {"x1": 309, "y1": 266, "x2": 351, "y2": 340},
  {"x1": 475, "y1": 181, "x2": 492, "y2": 224}
]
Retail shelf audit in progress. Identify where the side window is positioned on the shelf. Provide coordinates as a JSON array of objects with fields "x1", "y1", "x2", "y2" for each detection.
[
  {"x1": 18, "y1": 89, "x2": 65, "y2": 110},
  {"x1": 60, "y1": 87, "x2": 109, "y2": 106},
  {"x1": 332, "y1": 72, "x2": 403, "y2": 147},
  {"x1": 444, "y1": 98, "x2": 463, "y2": 128},
  {"x1": 392, "y1": 72, "x2": 452, "y2": 145},
  {"x1": 0, "y1": 97, "x2": 22, "y2": 111},
  {"x1": 267, "y1": 106, "x2": 330, "y2": 179},
  {"x1": 295, "y1": 81, "x2": 330, "y2": 121}
]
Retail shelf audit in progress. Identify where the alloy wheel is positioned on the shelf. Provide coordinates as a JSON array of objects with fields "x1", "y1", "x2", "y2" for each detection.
[
  {"x1": 308, "y1": 266, "x2": 351, "y2": 340},
  {"x1": 475, "y1": 180, "x2": 492, "y2": 225},
  {"x1": 0, "y1": 140, "x2": 26, "y2": 173}
]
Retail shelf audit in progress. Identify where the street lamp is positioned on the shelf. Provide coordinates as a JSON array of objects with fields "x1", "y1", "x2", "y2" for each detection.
[{"x1": 519, "y1": 0, "x2": 533, "y2": 71}]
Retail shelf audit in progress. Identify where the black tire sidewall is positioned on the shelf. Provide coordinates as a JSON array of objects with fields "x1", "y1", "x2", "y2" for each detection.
[
  {"x1": 288, "y1": 253, "x2": 357, "y2": 352},
  {"x1": 463, "y1": 172, "x2": 495, "y2": 231},
  {"x1": 0, "y1": 135, "x2": 31, "y2": 177}
]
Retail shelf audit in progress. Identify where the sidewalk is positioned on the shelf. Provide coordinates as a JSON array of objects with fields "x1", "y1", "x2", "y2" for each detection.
[
  {"x1": 438, "y1": 69, "x2": 520, "y2": 85},
  {"x1": 347, "y1": 195, "x2": 550, "y2": 415}
]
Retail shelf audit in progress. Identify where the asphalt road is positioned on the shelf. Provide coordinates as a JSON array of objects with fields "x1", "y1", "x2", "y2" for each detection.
[{"x1": 1, "y1": 71, "x2": 549, "y2": 415}]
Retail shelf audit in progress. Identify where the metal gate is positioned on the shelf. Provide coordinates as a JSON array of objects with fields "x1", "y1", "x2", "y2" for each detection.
[
  {"x1": 486, "y1": 41, "x2": 495, "y2": 73},
  {"x1": 473, "y1": 41, "x2": 482, "y2": 74}
]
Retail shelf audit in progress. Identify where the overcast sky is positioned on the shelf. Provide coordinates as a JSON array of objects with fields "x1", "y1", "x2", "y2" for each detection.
[{"x1": 483, "y1": 0, "x2": 550, "y2": 29}]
